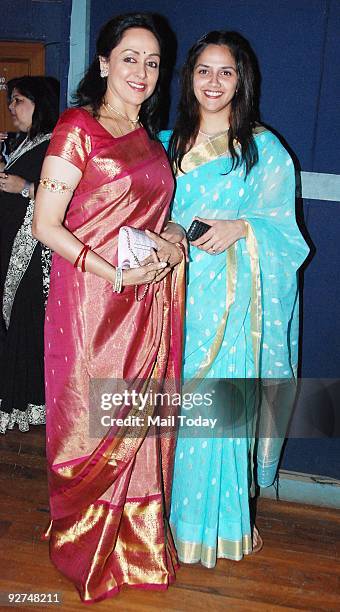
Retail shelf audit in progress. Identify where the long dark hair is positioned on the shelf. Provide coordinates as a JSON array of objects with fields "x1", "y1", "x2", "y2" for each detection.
[
  {"x1": 75, "y1": 13, "x2": 167, "y2": 139},
  {"x1": 7, "y1": 76, "x2": 60, "y2": 140},
  {"x1": 169, "y1": 31, "x2": 260, "y2": 175}
]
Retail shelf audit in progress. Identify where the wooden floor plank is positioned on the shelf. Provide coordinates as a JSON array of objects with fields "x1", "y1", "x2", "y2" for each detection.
[{"x1": 0, "y1": 426, "x2": 339, "y2": 611}]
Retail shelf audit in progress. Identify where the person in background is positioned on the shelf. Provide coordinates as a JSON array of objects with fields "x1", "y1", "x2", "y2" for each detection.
[
  {"x1": 0, "y1": 131, "x2": 26, "y2": 168},
  {"x1": 33, "y1": 13, "x2": 185, "y2": 603},
  {"x1": 0, "y1": 76, "x2": 59, "y2": 434},
  {"x1": 160, "y1": 30, "x2": 309, "y2": 567},
  {"x1": 0, "y1": 132, "x2": 8, "y2": 168}
]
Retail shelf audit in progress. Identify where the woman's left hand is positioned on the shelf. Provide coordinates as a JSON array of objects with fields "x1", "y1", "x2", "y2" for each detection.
[
  {"x1": 161, "y1": 221, "x2": 189, "y2": 261},
  {"x1": 0, "y1": 172, "x2": 27, "y2": 194},
  {"x1": 161, "y1": 221, "x2": 185, "y2": 243},
  {"x1": 191, "y1": 217, "x2": 246, "y2": 254},
  {"x1": 145, "y1": 229, "x2": 183, "y2": 267}
]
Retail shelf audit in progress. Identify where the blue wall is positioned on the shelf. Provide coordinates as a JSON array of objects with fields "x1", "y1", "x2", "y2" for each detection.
[
  {"x1": 90, "y1": 0, "x2": 339, "y2": 174},
  {"x1": 0, "y1": 0, "x2": 72, "y2": 109},
  {"x1": 90, "y1": 0, "x2": 340, "y2": 478}
]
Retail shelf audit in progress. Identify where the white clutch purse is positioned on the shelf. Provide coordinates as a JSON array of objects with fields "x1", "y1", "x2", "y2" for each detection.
[{"x1": 118, "y1": 226, "x2": 158, "y2": 269}]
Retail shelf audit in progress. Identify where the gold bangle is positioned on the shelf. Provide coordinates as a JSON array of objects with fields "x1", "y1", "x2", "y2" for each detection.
[{"x1": 40, "y1": 177, "x2": 74, "y2": 193}]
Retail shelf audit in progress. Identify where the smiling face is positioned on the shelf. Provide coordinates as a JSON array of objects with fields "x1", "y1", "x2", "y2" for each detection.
[
  {"x1": 8, "y1": 88, "x2": 35, "y2": 132},
  {"x1": 100, "y1": 27, "x2": 160, "y2": 116},
  {"x1": 193, "y1": 44, "x2": 238, "y2": 121}
]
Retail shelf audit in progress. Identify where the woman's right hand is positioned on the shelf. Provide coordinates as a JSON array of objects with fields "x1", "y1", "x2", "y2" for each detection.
[{"x1": 122, "y1": 260, "x2": 170, "y2": 287}]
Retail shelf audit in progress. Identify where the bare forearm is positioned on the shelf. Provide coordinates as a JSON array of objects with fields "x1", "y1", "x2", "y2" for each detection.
[
  {"x1": 32, "y1": 156, "x2": 171, "y2": 288},
  {"x1": 32, "y1": 222, "x2": 116, "y2": 284}
]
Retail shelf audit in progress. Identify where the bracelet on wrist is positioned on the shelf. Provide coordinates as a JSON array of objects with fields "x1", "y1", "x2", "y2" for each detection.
[
  {"x1": 21, "y1": 180, "x2": 31, "y2": 198},
  {"x1": 73, "y1": 244, "x2": 91, "y2": 272},
  {"x1": 113, "y1": 267, "x2": 123, "y2": 293}
]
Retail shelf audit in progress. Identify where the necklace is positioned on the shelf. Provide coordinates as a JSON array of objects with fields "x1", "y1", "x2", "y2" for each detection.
[
  {"x1": 199, "y1": 128, "x2": 229, "y2": 139},
  {"x1": 104, "y1": 101, "x2": 139, "y2": 125}
]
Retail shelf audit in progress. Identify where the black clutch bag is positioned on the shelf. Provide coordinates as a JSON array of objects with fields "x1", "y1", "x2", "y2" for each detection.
[{"x1": 187, "y1": 219, "x2": 211, "y2": 241}]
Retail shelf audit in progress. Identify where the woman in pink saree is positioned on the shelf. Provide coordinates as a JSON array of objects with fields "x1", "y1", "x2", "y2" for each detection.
[{"x1": 33, "y1": 14, "x2": 185, "y2": 603}]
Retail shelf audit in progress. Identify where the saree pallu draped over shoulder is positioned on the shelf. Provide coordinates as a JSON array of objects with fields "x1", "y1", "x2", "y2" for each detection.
[
  {"x1": 43, "y1": 110, "x2": 185, "y2": 602},
  {"x1": 159, "y1": 128, "x2": 309, "y2": 567}
]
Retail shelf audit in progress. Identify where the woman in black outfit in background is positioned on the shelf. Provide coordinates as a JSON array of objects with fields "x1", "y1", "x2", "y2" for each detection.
[{"x1": 0, "y1": 76, "x2": 59, "y2": 433}]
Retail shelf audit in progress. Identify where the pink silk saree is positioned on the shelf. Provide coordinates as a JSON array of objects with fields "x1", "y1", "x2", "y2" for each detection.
[{"x1": 43, "y1": 109, "x2": 185, "y2": 602}]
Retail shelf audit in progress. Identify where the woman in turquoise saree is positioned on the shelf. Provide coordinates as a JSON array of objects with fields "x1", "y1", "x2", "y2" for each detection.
[{"x1": 161, "y1": 31, "x2": 309, "y2": 566}]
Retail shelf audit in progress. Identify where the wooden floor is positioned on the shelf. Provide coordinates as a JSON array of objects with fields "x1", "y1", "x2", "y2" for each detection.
[{"x1": 0, "y1": 425, "x2": 339, "y2": 611}]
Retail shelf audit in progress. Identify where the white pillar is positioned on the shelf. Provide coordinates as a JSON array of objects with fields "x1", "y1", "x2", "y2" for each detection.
[{"x1": 67, "y1": 0, "x2": 91, "y2": 105}]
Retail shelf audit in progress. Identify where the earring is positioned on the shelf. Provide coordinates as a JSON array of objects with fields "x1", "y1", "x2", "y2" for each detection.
[{"x1": 100, "y1": 66, "x2": 108, "y2": 78}]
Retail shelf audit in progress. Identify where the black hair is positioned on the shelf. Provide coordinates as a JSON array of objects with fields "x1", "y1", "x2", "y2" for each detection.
[
  {"x1": 169, "y1": 31, "x2": 260, "y2": 176},
  {"x1": 7, "y1": 76, "x2": 60, "y2": 140},
  {"x1": 75, "y1": 12, "x2": 169, "y2": 139}
]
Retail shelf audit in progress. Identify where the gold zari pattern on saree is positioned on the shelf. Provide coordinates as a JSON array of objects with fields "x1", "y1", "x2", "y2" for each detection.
[
  {"x1": 172, "y1": 526, "x2": 252, "y2": 567},
  {"x1": 177, "y1": 133, "x2": 230, "y2": 176}
]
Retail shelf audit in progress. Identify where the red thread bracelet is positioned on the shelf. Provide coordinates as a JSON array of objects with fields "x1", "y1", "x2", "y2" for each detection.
[{"x1": 74, "y1": 245, "x2": 91, "y2": 272}]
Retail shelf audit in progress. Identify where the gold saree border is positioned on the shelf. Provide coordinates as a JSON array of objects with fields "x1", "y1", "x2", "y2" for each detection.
[
  {"x1": 171, "y1": 524, "x2": 252, "y2": 567},
  {"x1": 176, "y1": 125, "x2": 267, "y2": 176},
  {"x1": 244, "y1": 221, "x2": 262, "y2": 375},
  {"x1": 184, "y1": 243, "x2": 237, "y2": 389},
  {"x1": 177, "y1": 133, "x2": 230, "y2": 176},
  {"x1": 49, "y1": 498, "x2": 176, "y2": 603},
  {"x1": 184, "y1": 218, "x2": 262, "y2": 387}
]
